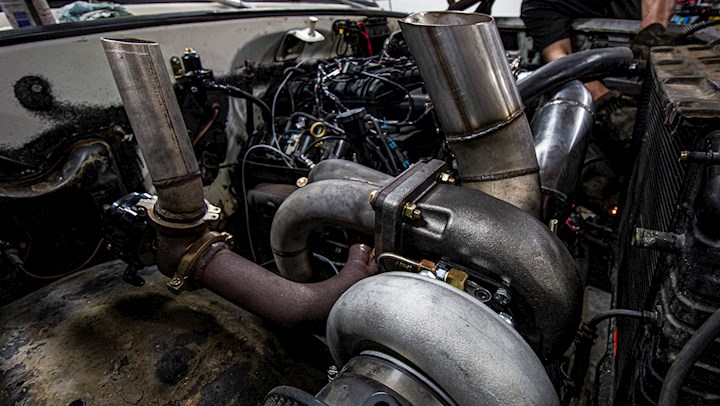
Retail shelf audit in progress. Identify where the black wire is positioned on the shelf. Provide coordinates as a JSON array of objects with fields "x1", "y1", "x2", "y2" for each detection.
[
  {"x1": 360, "y1": 71, "x2": 413, "y2": 124},
  {"x1": 587, "y1": 309, "x2": 651, "y2": 329},
  {"x1": 683, "y1": 19, "x2": 720, "y2": 37},
  {"x1": 300, "y1": 136, "x2": 348, "y2": 156},
  {"x1": 364, "y1": 138, "x2": 394, "y2": 173},
  {"x1": 369, "y1": 118, "x2": 399, "y2": 173},
  {"x1": 205, "y1": 82, "x2": 271, "y2": 117},
  {"x1": 658, "y1": 307, "x2": 720, "y2": 406}
]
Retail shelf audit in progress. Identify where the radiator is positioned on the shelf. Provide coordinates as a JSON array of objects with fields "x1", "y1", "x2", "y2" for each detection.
[{"x1": 613, "y1": 44, "x2": 720, "y2": 404}]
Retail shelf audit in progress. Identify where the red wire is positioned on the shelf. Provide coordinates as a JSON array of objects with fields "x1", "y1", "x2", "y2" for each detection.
[
  {"x1": 193, "y1": 107, "x2": 220, "y2": 146},
  {"x1": 357, "y1": 22, "x2": 373, "y2": 56},
  {"x1": 18, "y1": 238, "x2": 105, "y2": 280}
]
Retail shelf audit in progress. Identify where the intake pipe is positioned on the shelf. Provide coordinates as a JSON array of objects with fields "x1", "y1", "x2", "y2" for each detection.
[
  {"x1": 271, "y1": 179, "x2": 377, "y2": 282},
  {"x1": 532, "y1": 80, "x2": 595, "y2": 221},
  {"x1": 102, "y1": 38, "x2": 377, "y2": 328},
  {"x1": 308, "y1": 159, "x2": 392, "y2": 187},
  {"x1": 399, "y1": 11, "x2": 542, "y2": 217}
]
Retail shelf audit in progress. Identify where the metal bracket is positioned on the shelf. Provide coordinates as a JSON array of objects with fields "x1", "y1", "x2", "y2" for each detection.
[
  {"x1": 167, "y1": 231, "x2": 233, "y2": 293},
  {"x1": 370, "y1": 159, "x2": 448, "y2": 255}
]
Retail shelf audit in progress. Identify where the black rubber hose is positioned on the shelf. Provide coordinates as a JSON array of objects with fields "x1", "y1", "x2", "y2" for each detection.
[
  {"x1": 517, "y1": 47, "x2": 640, "y2": 103},
  {"x1": 204, "y1": 82, "x2": 272, "y2": 118},
  {"x1": 658, "y1": 307, "x2": 720, "y2": 406},
  {"x1": 683, "y1": 19, "x2": 720, "y2": 38},
  {"x1": 587, "y1": 309, "x2": 652, "y2": 329},
  {"x1": 447, "y1": 0, "x2": 481, "y2": 10}
]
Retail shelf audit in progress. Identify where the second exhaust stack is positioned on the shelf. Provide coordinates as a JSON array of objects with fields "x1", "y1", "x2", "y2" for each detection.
[{"x1": 399, "y1": 12, "x2": 541, "y2": 216}]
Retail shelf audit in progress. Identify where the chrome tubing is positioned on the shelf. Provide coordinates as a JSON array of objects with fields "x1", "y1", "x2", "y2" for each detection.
[
  {"x1": 399, "y1": 11, "x2": 541, "y2": 216},
  {"x1": 532, "y1": 80, "x2": 595, "y2": 221},
  {"x1": 102, "y1": 38, "x2": 205, "y2": 222}
]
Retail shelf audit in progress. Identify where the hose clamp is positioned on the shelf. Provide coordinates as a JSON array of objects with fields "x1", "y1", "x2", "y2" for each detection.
[{"x1": 167, "y1": 231, "x2": 234, "y2": 293}]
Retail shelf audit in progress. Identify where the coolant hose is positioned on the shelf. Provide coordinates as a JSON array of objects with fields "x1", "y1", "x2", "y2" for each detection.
[
  {"x1": 270, "y1": 179, "x2": 377, "y2": 282},
  {"x1": 658, "y1": 306, "x2": 720, "y2": 406},
  {"x1": 518, "y1": 47, "x2": 638, "y2": 103}
]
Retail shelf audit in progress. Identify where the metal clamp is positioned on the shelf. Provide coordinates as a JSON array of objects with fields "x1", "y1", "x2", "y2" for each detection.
[{"x1": 167, "y1": 231, "x2": 233, "y2": 293}]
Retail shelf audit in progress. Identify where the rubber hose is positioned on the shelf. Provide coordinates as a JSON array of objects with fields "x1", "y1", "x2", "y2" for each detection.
[
  {"x1": 658, "y1": 307, "x2": 720, "y2": 406},
  {"x1": 517, "y1": 47, "x2": 638, "y2": 103}
]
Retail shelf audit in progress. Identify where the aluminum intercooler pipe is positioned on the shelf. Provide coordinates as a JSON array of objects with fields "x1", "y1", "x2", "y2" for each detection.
[
  {"x1": 399, "y1": 12, "x2": 542, "y2": 217},
  {"x1": 532, "y1": 81, "x2": 595, "y2": 221}
]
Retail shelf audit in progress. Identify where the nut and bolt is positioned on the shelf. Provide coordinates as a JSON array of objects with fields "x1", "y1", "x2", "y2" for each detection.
[
  {"x1": 327, "y1": 365, "x2": 339, "y2": 381},
  {"x1": 169, "y1": 277, "x2": 183, "y2": 288},
  {"x1": 296, "y1": 177, "x2": 309, "y2": 188},
  {"x1": 438, "y1": 172, "x2": 456, "y2": 185},
  {"x1": 402, "y1": 203, "x2": 422, "y2": 220},
  {"x1": 369, "y1": 190, "x2": 379, "y2": 205},
  {"x1": 494, "y1": 288, "x2": 511, "y2": 306}
]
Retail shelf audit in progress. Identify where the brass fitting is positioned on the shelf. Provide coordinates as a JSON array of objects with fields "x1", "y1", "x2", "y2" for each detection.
[
  {"x1": 445, "y1": 268, "x2": 469, "y2": 290},
  {"x1": 402, "y1": 203, "x2": 422, "y2": 220},
  {"x1": 438, "y1": 172, "x2": 456, "y2": 185},
  {"x1": 296, "y1": 177, "x2": 309, "y2": 188}
]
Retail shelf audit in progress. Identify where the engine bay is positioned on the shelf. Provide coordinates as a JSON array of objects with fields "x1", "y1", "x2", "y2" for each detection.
[{"x1": 1, "y1": 7, "x2": 719, "y2": 406}]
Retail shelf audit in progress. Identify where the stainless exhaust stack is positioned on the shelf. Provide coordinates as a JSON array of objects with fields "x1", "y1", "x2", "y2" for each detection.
[
  {"x1": 102, "y1": 38, "x2": 206, "y2": 222},
  {"x1": 399, "y1": 12, "x2": 541, "y2": 216}
]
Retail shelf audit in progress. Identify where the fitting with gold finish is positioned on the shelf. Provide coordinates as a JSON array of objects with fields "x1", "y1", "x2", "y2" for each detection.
[
  {"x1": 310, "y1": 122, "x2": 327, "y2": 138},
  {"x1": 168, "y1": 231, "x2": 234, "y2": 293},
  {"x1": 402, "y1": 203, "x2": 422, "y2": 220},
  {"x1": 438, "y1": 172, "x2": 456, "y2": 185}
]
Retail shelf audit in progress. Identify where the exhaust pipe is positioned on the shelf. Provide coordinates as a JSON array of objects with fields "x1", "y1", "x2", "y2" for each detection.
[
  {"x1": 399, "y1": 11, "x2": 542, "y2": 217},
  {"x1": 102, "y1": 38, "x2": 206, "y2": 223}
]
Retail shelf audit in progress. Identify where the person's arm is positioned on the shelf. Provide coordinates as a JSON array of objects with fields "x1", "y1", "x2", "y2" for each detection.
[
  {"x1": 541, "y1": 38, "x2": 572, "y2": 62},
  {"x1": 641, "y1": 0, "x2": 675, "y2": 29}
]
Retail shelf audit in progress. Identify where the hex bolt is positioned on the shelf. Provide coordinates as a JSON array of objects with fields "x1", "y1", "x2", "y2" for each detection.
[
  {"x1": 402, "y1": 203, "x2": 422, "y2": 220},
  {"x1": 327, "y1": 365, "x2": 339, "y2": 382},
  {"x1": 494, "y1": 288, "x2": 511, "y2": 306},
  {"x1": 169, "y1": 277, "x2": 183, "y2": 288}
]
